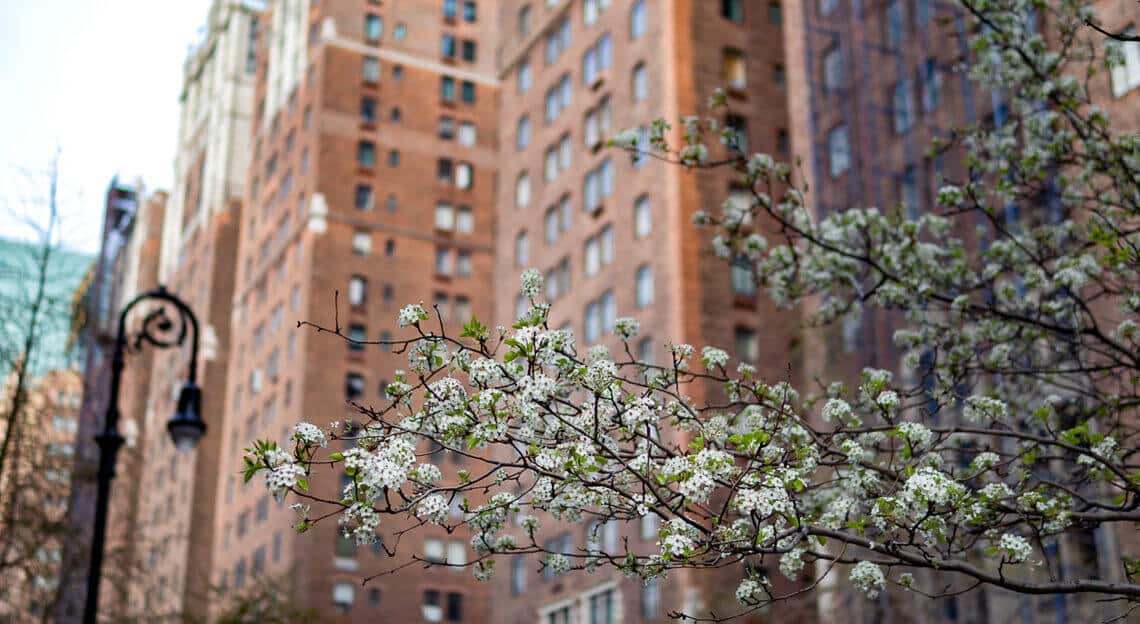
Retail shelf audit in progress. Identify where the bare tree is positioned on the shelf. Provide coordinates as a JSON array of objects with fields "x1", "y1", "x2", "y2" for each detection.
[{"x1": 0, "y1": 152, "x2": 92, "y2": 621}]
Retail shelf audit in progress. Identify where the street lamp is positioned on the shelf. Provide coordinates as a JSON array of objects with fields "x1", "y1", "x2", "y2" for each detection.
[{"x1": 82, "y1": 286, "x2": 204, "y2": 624}]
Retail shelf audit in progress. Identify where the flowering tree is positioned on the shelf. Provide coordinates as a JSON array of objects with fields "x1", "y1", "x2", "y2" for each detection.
[{"x1": 244, "y1": 1, "x2": 1140, "y2": 620}]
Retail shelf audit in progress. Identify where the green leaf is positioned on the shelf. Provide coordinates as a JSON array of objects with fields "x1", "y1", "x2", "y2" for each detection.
[
  {"x1": 297, "y1": 478, "x2": 309, "y2": 491},
  {"x1": 329, "y1": 452, "x2": 344, "y2": 461}
]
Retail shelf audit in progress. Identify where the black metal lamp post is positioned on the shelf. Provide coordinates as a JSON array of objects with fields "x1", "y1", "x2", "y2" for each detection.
[{"x1": 82, "y1": 286, "x2": 205, "y2": 624}]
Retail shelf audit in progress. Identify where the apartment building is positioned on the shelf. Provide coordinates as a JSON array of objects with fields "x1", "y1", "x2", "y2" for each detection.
[
  {"x1": 118, "y1": 1, "x2": 260, "y2": 620},
  {"x1": 490, "y1": 1, "x2": 802, "y2": 622},
  {"x1": 209, "y1": 0, "x2": 498, "y2": 620},
  {"x1": 783, "y1": 1, "x2": 1140, "y2": 623},
  {"x1": 0, "y1": 363, "x2": 84, "y2": 621}
]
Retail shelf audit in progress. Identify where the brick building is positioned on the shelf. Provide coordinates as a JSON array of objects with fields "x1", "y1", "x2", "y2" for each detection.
[
  {"x1": 208, "y1": 0, "x2": 498, "y2": 620},
  {"x1": 0, "y1": 368, "x2": 83, "y2": 622},
  {"x1": 81, "y1": 1, "x2": 1140, "y2": 622},
  {"x1": 782, "y1": 1, "x2": 1140, "y2": 623},
  {"x1": 489, "y1": 1, "x2": 802, "y2": 622},
  {"x1": 116, "y1": 1, "x2": 261, "y2": 620}
]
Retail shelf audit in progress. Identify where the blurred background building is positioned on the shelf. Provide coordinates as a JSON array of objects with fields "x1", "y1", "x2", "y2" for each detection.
[{"x1": 48, "y1": 0, "x2": 1140, "y2": 622}]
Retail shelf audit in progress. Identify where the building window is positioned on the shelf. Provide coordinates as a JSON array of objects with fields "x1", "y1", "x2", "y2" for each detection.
[
  {"x1": 518, "y1": 61, "x2": 532, "y2": 93},
  {"x1": 777, "y1": 128, "x2": 790, "y2": 155},
  {"x1": 544, "y1": 146, "x2": 558, "y2": 181},
  {"x1": 827, "y1": 124, "x2": 850, "y2": 177},
  {"x1": 436, "y1": 247, "x2": 453, "y2": 275},
  {"x1": 362, "y1": 56, "x2": 380, "y2": 82},
  {"x1": 438, "y1": 158, "x2": 454, "y2": 182},
  {"x1": 369, "y1": 588, "x2": 382, "y2": 607},
  {"x1": 352, "y1": 231, "x2": 371, "y2": 255},
  {"x1": 386, "y1": 194, "x2": 397, "y2": 212},
  {"x1": 885, "y1": 0, "x2": 903, "y2": 49},
  {"x1": 423, "y1": 590, "x2": 443, "y2": 623},
  {"x1": 461, "y1": 81, "x2": 476, "y2": 103},
  {"x1": 395, "y1": 23, "x2": 407, "y2": 40},
  {"x1": 443, "y1": 0, "x2": 458, "y2": 19},
  {"x1": 900, "y1": 165, "x2": 919, "y2": 219},
  {"x1": 456, "y1": 253, "x2": 472, "y2": 277},
  {"x1": 584, "y1": 301, "x2": 601, "y2": 342},
  {"x1": 731, "y1": 256, "x2": 756, "y2": 296},
  {"x1": 441, "y1": 34, "x2": 457, "y2": 58},
  {"x1": 545, "y1": 207, "x2": 559, "y2": 243},
  {"x1": 735, "y1": 327, "x2": 758, "y2": 363},
  {"x1": 435, "y1": 203, "x2": 455, "y2": 230},
  {"x1": 355, "y1": 184, "x2": 374, "y2": 210},
  {"x1": 632, "y1": 62, "x2": 648, "y2": 101},
  {"x1": 365, "y1": 14, "x2": 383, "y2": 43},
  {"x1": 640, "y1": 512, "x2": 659, "y2": 540},
  {"x1": 446, "y1": 593, "x2": 464, "y2": 621},
  {"x1": 920, "y1": 57, "x2": 940, "y2": 112},
  {"x1": 1111, "y1": 27, "x2": 1140, "y2": 96},
  {"x1": 346, "y1": 373, "x2": 365, "y2": 400},
  {"x1": 348, "y1": 324, "x2": 367, "y2": 351},
  {"x1": 544, "y1": 73, "x2": 573, "y2": 122},
  {"x1": 360, "y1": 96, "x2": 377, "y2": 123},
  {"x1": 515, "y1": 231, "x2": 529, "y2": 267},
  {"x1": 336, "y1": 531, "x2": 359, "y2": 558},
  {"x1": 457, "y1": 206, "x2": 474, "y2": 233},
  {"x1": 588, "y1": 589, "x2": 615, "y2": 624},
  {"x1": 439, "y1": 116, "x2": 455, "y2": 139},
  {"x1": 515, "y1": 172, "x2": 531, "y2": 208},
  {"x1": 583, "y1": 0, "x2": 605, "y2": 25},
  {"x1": 723, "y1": 49, "x2": 746, "y2": 89},
  {"x1": 892, "y1": 79, "x2": 914, "y2": 133},
  {"x1": 819, "y1": 0, "x2": 838, "y2": 16},
  {"x1": 823, "y1": 45, "x2": 843, "y2": 94},
  {"x1": 463, "y1": 0, "x2": 477, "y2": 22},
  {"x1": 641, "y1": 579, "x2": 661, "y2": 619},
  {"x1": 636, "y1": 264, "x2": 654, "y2": 308},
  {"x1": 441, "y1": 76, "x2": 456, "y2": 101},
  {"x1": 519, "y1": 5, "x2": 531, "y2": 35},
  {"x1": 773, "y1": 62, "x2": 786, "y2": 88},
  {"x1": 333, "y1": 582, "x2": 356, "y2": 612},
  {"x1": 582, "y1": 33, "x2": 613, "y2": 85},
  {"x1": 510, "y1": 555, "x2": 526, "y2": 595},
  {"x1": 357, "y1": 141, "x2": 376, "y2": 166},
  {"x1": 722, "y1": 0, "x2": 743, "y2": 22},
  {"x1": 634, "y1": 195, "x2": 651, "y2": 238},
  {"x1": 456, "y1": 162, "x2": 473, "y2": 189},
  {"x1": 584, "y1": 96, "x2": 612, "y2": 147},
  {"x1": 630, "y1": 0, "x2": 646, "y2": 38},
  {"x1": 462, "y1": 40, "x2": 477, "y2": 62},
  {"x1": 349, "y1": 275, "x2": 367, "y2": 305},
  {"x1": 768, "y1": 1, "x2": 782, "y2": 24},
  {"x1": 517, "y1": 115, "x2": 531, "y2": 149},
  {"x1": 725, "y1": 114, "x2": 748, "y2": 152},
  {"x1": 388, "y1": 150, "x2": 400, "y2": 167}
]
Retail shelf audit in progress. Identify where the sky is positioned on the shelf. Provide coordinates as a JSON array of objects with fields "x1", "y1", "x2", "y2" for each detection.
[{"x1": 0, "y1": 0, "x2": 213, "y2": 254}]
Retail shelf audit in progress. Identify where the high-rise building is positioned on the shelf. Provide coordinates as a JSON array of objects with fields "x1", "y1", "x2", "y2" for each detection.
[
  {"x1": 88, "y1": 2, "x2": 1140, "y2": 623},
  {"x1": 118, "y1": 1, "x2": 262, "y2": 620},
  {"x1": 489, "y1": 1, "x2": 802, "y2": 622},
  {"x1": 783, "y1": 2, "x2": 1140, "y2": 623},
  {"x1": 208, "y1": 0, "x2": 499, "y2": 620},
  {"x1": 57, "y1": 178, "x2": 144, "y2": 622}
]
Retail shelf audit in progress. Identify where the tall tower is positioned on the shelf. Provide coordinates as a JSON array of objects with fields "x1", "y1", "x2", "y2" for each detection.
[
  {"x1": 211, "y1": 0, "x2": 498, "y2": 620},
  {"x1": 124, "y1": 0, "x2": 261, "y2": 620},
  {"x1": 489, "y1": 1, "x2": 801, "y2": 622}
]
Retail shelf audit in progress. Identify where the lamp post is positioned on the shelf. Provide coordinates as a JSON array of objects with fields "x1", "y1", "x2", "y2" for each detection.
[{"x1": 82, "y1": 286, "x2": 205, "y2": 624}]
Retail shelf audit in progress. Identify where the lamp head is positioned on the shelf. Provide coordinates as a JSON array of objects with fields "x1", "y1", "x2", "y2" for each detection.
[{"x1": 167, "y1": 382, "x2": 205, "y2": 451}]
